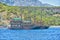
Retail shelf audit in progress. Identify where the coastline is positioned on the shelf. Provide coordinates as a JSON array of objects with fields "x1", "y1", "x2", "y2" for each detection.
[{"x1": 49, "y1": 26, "x2": 60, "y2": 28}]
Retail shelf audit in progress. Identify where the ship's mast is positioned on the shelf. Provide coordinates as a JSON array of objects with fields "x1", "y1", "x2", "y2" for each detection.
[
  {"x1": 40, "y1": 8, "x2": 43, "y2": 26},
  {"x1": 20, "y1": 7, "x2": 23, "y2": 29}
]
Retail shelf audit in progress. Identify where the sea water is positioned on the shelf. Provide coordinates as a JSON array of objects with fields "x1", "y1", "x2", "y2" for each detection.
[{"x1": 0, "y1": 27, "x2": 60, "y2": 40}]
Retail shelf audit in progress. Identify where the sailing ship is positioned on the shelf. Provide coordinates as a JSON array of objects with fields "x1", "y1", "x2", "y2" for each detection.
[{"x1": 8, "y1": 18, "x2": 49, "y2": 29}]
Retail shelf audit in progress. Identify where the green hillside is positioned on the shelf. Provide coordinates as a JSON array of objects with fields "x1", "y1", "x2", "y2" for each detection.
[{"x1": 0, "y1": 3, "x2": 60, "y2": 26}]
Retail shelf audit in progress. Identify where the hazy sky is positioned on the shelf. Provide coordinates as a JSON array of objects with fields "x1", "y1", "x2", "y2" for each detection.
[{"x1": 39, "y1": 0, "x2": 60, "y2": 6}]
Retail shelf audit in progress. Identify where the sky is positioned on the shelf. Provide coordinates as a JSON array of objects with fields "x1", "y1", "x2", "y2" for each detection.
[{"x1": 39, "y1": 0, "x2": 60, "y2": 6}]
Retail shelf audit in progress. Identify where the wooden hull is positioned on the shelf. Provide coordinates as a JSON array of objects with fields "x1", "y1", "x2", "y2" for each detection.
[{"x1": 8, "y1": 26, "x2": 49, "y2": 30}]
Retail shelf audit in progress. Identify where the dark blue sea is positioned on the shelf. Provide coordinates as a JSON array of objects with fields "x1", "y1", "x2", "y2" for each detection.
[{"x1": 0, "y1": 28, "x2": 60, "y2": 40}]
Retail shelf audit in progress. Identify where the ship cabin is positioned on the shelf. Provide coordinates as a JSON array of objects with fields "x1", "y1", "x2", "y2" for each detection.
[
  {"x1": 10, "y1": 18, "x2": 33, "y2": 29},
  {"x1": 10, "y1": 18, "x2": 22, "y2": 29}
]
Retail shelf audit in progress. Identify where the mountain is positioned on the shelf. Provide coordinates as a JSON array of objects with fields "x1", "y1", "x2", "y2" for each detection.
[{"x1": 0, "y1": 0, "x2": 53, "y2": 6}]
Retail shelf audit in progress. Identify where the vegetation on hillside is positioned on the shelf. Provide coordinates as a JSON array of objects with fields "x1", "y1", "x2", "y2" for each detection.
[{"x1": 0, "y1": 3, "x2": 60, "y2": 26}]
